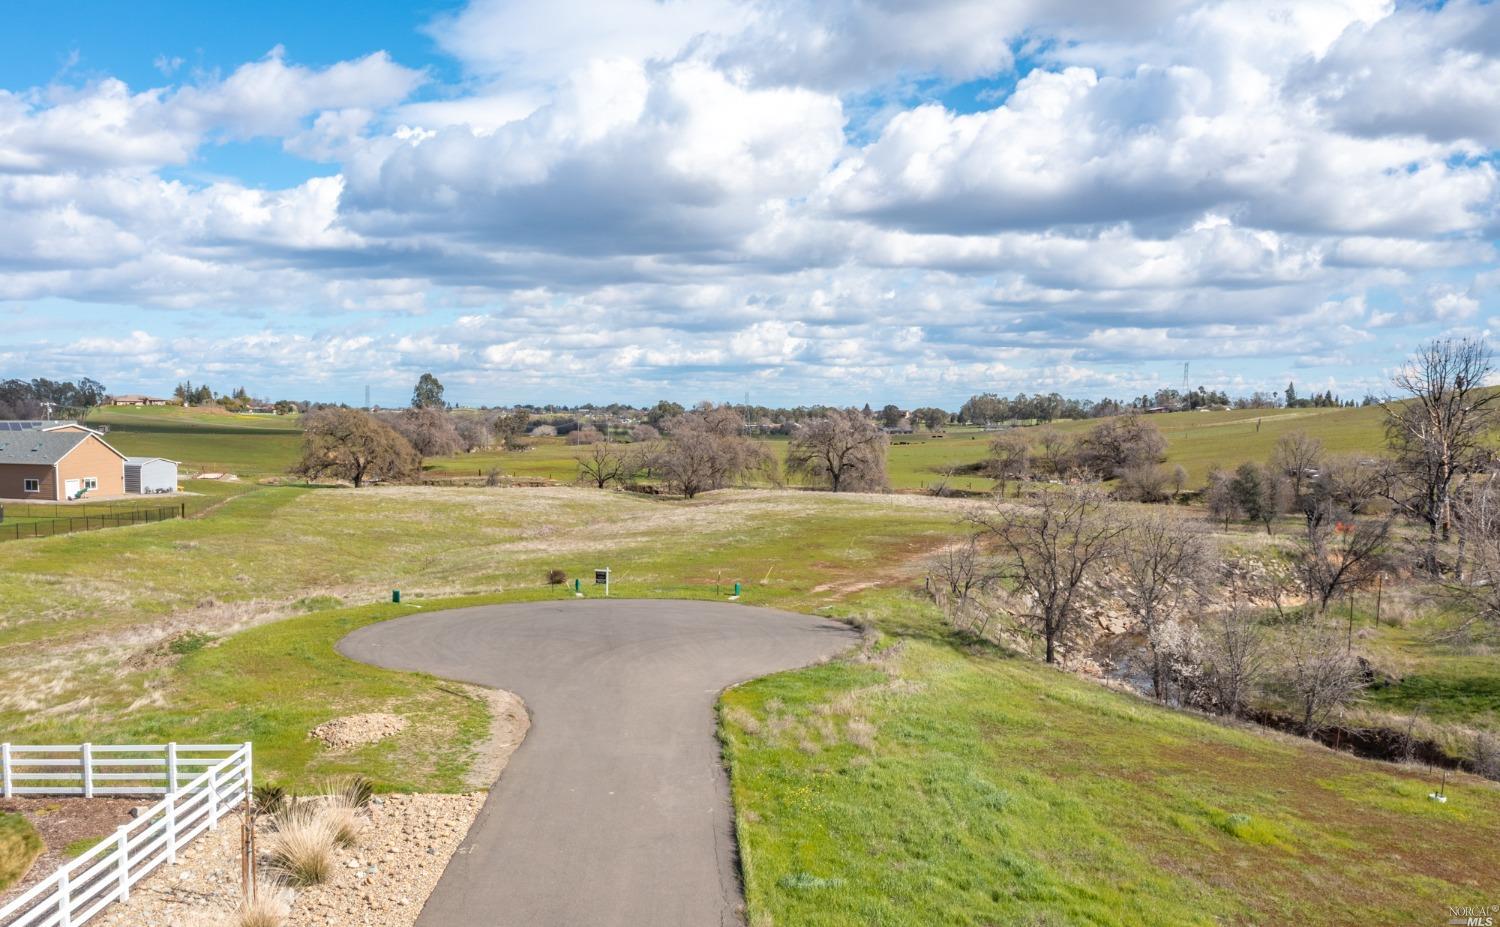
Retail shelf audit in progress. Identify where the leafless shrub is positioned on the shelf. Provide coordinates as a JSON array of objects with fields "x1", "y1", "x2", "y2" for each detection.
[
  {"x1": 986, "y1": 431, "x2": 1030, "y2": 497},
  {"x1": 568, "y1": 426, "x2": 605, "y2": 445},
  {"x1": 1314, "y1": 454, "x2": 1385, "y2": 515},
  {"x1": 1116, "y1": 513, "x2": 1214, "y2": 700},
  {"x1": 546, "y1": 568, "x2": 566, "y2": 585},
  {"x1": 1473, "y1": 731, "x2": 1500, "y2": 781},
  {"x1": 485, "y1": 466, "x2": 503, "y2": 486},
  {"x1": 1281, "y1": 620, "x2": 1367, "y2": 732},
  {"x1": 1189, "y1": 603, "x2": 1270, "y2": 718},
  {"x1": 1116, "y1": 464, "x2": 1173, "y2": 503},
  {"x1": 928, "y1": 533, "x2": 984, "y2": 625}
]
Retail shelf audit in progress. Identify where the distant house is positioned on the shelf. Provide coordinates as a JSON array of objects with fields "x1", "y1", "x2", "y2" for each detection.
[
  {"x1": 110, "y1": 394, "x2": 170, "y2": 406},
  {"x1": 245, "y1": 402, "x2": 277, "y2": 414},
  {"x1": 124, "y1": 457, "x2": 179, "y2": 494},
  {"x1": 0, "y1": 424, "x2": 127, "y2": 500}
]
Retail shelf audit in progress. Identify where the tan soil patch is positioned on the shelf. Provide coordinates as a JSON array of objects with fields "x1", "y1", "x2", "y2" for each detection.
[
  {"x1": 310, "y1": 713, "x2": 409, "y2": 751},
  {"x1": 0, "y1": 797, "x2": 140, "y2": 904}
]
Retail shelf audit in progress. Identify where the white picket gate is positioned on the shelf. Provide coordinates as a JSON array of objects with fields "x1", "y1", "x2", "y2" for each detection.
[{"x1": 0, "y1": 742, "x2": 252, "y2": 927}]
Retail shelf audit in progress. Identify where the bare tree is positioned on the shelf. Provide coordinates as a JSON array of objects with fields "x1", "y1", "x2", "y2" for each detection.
[
  {"x1": 1282, "y1": 620, "x2": 1367, "y2": 732},
  {"x1": 629, "y1": 423, "x2": 660, "y2": 443},
  {"x1": 650, "y1": 404, "x2": 770, "y2": 498},
  {"x1": 1444, "y1": 474, "x2": 1500, "y2": 635},
  {"x1": 1295, "y1": 515, "x2": 1390, "y2": 615},
  {"x1": 1170, "y1": 464, "x2": 1189, "y2": 501},
  {"x1": 787, "y1": 408, "x2": 889, "y2": 492},
  {"x1": 568, "y1": 425, "x2": 605, "y2": 445},
  {"x1": 387, "y1": 406, "x2": 464, "y2": 458},
  {"x1": 1204, "y1": 466, "x2": 1239, "y2": 530},
  {"x1": 1075, "y1": 413, "x2": 1167, "y2": 479},
  {"x1": 1116, "y1": 513, "x2": 1214, "y2": 700},
  {"x1": 1033, "y1": 428, "x2": 1074, "y2": 478},
  {"x1": 928, "y1": 533, "x2": 987, "y2": 632},
  {"x1": 454, "y1": 416, "x2": 492, "y2": 452},
  {"x1": 577, "y1": 441, "x2": 638, "y2": 488},
  {"x1": 1272, "y1": 431, "x2": 1324, "y2": 504},
  {"x1": 1314, "y1": 454, "x2": 1385, "y2": 515},
  {"x1": 292, "y1": 408, "x2": 420, "y2": 488},
  {"x1": 1383, "y1": 337, "x2": 1498, "y2": 572},
  {"x1": 969, "y1": 489, "x2": 1128, "y2": 664},
  {"x1": 1192, "y1": 603, "x2": 1270, "y2": 718},
  {"x1": 986, "y1": 431, "x2": 1031, "y2": 497}
]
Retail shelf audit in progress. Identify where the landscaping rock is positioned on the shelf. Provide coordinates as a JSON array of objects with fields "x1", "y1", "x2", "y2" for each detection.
[{"x1": 309, "y1": 713, "x2": 408, "y2": 750}]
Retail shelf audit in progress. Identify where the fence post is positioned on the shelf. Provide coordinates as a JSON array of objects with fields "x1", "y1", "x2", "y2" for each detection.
[
  {"x1": 244, "y1": 742, "x2": 254, "y2": 803},
  {"x1": 116, "y1": 825, "x2": 131, "y2": 900},
  {"x1": 167, "y1": 742, "x2": 178, "y2": 794},
  {"x1": 166, "y1": 792, "x2": 178, "y2": 863},
  {"x1": 1, "y1": 743, "x2": 10, "y2": 798},
  {"x1": 58, "y1": 865, "x2": 72, "y2": 927},
  {"x1": 82, "y1": 743, "x2": 94, "y2": 799},
  {"x1": 208, "y1": 765, "x2": 220, "y2": 830}
]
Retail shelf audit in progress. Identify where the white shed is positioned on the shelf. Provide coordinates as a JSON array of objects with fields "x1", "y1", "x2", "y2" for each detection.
[{"x1": 124, "y1": 457, "x2": 179, "y2": 494}]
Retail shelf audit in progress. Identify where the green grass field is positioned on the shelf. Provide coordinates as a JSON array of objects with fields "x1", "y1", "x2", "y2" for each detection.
[
  {"x1": 1, "y1": 481, "x2": 1496, "y2": 924},
  {"x1": 76, "y1": 403, "x2": 1391, "y2": 493},
  {"x1": 86, "y1": 405, "x2": 303, "y2": 476}
]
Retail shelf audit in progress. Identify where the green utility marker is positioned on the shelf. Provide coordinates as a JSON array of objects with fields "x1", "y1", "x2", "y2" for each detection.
[{"x1": 392, "y1": 589, "x2": 401, "y2": 603}]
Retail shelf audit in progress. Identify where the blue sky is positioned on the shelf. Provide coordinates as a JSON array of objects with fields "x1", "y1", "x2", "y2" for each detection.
[{"x1": 1, "y1": 0, "x2": 1498, "y2": 408}]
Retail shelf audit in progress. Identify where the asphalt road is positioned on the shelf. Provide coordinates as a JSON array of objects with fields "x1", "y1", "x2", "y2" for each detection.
[{"x1": 337, "y1": 599, "x2": 856, "y2": 927}]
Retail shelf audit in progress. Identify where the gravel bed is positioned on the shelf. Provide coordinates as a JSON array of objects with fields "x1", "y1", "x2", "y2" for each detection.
[{"x1": 93, "y1": 793, "x2": 487, "y2": 927}]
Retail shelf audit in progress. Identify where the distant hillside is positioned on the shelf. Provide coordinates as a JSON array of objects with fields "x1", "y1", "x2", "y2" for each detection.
[{"x1": 86, "y1": 405, "x2": 303, "y2": 475}]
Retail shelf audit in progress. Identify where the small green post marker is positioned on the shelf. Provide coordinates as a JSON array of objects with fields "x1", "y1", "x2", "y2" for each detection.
[
  {"x1": 392, "y1": 589, "x2": 401, "y2": 604},
  {"x1": 574, "y1": 578, "x2": 581, "y2": 593},
  {"x1": 733, "y1": 582, "x2": 741, "y2": 597}
]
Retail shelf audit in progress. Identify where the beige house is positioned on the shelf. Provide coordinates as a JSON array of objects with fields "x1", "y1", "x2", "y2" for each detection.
[
  {"x1": 0, "y1": 425, "x2": 127, "y2": 500},
  {"x1": 110, "y1": 394, "x2": 170, "y2": 406}
]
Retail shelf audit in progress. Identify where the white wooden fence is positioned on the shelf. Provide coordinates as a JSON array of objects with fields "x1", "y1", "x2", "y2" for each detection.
[
  {"x1": 1, "y1": 743, "x2": 243, "y2": 798},
  {"x1": 0, "y1": 743, "x2": 252, "y2": 927}
]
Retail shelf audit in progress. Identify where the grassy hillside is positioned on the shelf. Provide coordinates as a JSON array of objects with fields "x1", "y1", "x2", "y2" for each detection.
[
  {"x1": 1, "y1": 483, "x2": 1494, "y2": 924},
  {"x1": 78, "y1": 403, "x2": 1391, "y2": 492},
  {"x1": 424, "y1": 406, "x2": 1393, "y2": 491},
  {"x1": 86, "y1": 405, "x2": 302, "y2": 476},
  {"x1": 725, "y1": 620, "x2": 1495, "y2": 926}
]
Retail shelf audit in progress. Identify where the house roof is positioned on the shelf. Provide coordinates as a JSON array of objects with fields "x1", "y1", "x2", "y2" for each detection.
[
  {"x1": 0, "y1": 430, "x2": 91, "y2": 465},
  {"x1": 0, "y1": 420, "x2": 83, "y2": 432}
]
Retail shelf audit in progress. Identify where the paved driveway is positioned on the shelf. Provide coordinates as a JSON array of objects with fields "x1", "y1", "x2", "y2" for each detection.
[{"x1": 338, "y1": 599, "x2": 856, "y2": 927}]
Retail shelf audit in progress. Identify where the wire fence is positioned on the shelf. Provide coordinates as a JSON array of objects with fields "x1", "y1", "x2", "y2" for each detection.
[{"x1": 0, "y1": 503, "x2": 185, "y2": 542}]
